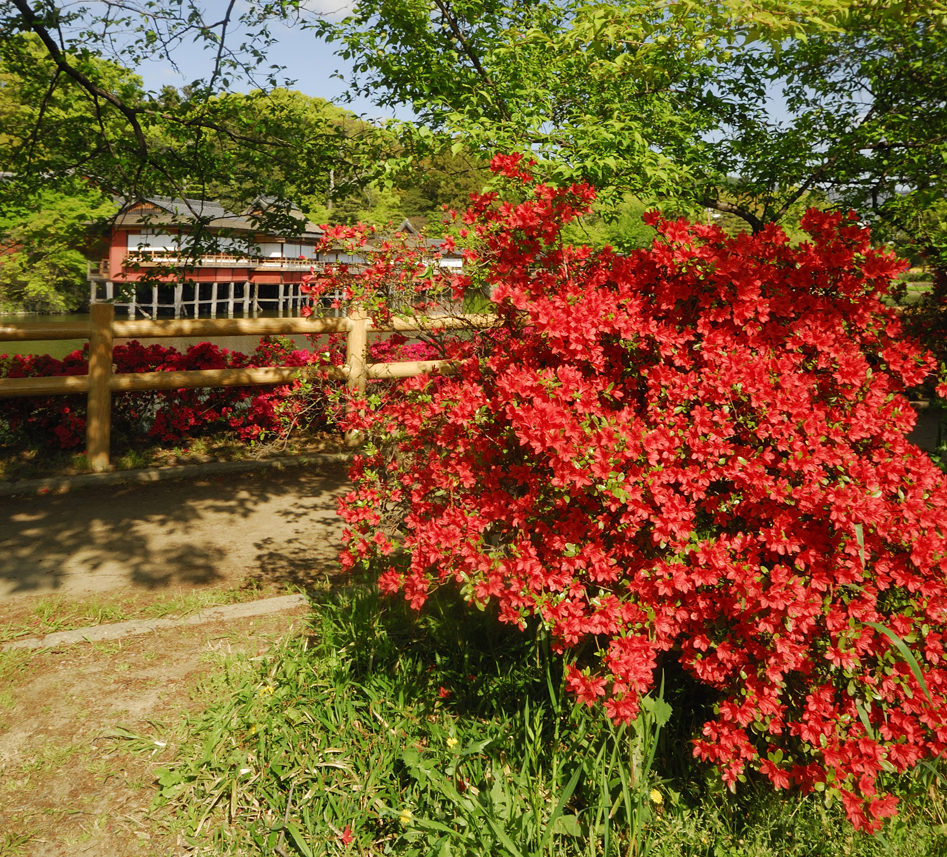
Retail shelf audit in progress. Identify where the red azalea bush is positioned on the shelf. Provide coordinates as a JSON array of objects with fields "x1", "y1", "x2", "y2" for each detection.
[
  {"x1": 300, "y1": 221, "x2": 464, "y2": 324},
  {"x1": 0, "y1": 338, "x2": 312, "y2": 449},
  {"x1": 0, "y1": 339, "x2": 342, "y2": 450},
  {"x1": 0, "y1": 334, "x2": 444, "y2": 452},
  {"x1": 337, "y1": 154, "x2": 947, "y2": 832}
]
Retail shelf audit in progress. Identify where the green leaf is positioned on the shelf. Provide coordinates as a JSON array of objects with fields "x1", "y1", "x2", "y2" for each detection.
[
  {"x1": 865, "y1": 621, "x2": 933, "y2": 702},
  {"x1": 855, "y1": 698, "x2": 874, "y2": 738},
  {"x1": 552, "y1": 814, "x2": 582, "y2": 836},
  {"x1": 153, "y1": 767, "x2": 186, "y2": 789},
  {"x1": 539, "y1": 763, "x2": 584, "y2": 850},
  {"x1": 854, "y1": 523, "x2": 866, "y2": 569},
  {"x1": 641, "y1": 694, "x2": 673, "y2": 728},
  {"x1": 484, "y1": 815, "x2": 525, "y2": 857}
]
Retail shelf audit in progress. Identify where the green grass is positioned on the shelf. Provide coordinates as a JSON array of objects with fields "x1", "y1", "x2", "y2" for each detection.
[
  {"x1": 887, "y1": 279, "x2": 934, "y2": 307},
  {"x1": 151, "y1": 585, "x2": 947, "y2": 856},
  {"x1": 0, "y1": 585, "x2": 271, "y2": 644},
  {"x1": 0, "y1": 832, "x2": 32, "y2": 857}
]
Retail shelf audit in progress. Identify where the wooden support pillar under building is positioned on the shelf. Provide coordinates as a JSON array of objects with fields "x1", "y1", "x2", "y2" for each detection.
[
  {"x1": 128, "y1": 287, "x2": 136, "y2": 319},
  {"x1": 211, "y1": 282, "x2": 218, "y2": 318},
  {"x1": 243, "y1": 281, "x2": 250, "y2": 314},
  {"x1": 106, "y1": 281, "x2": 114, "y2": 301},
  {"x1": 174, "y1": 284, "x2": 183, "y2": 319},
  {"x1": 278, "y1": 282, "x2": 285, "y2": 314},
  {"x1": 152, "y1": 286, "x2": 158, "y2": 319},
  {"x1": 227, "y1": 282, "x2": 235, "y2": 316}
]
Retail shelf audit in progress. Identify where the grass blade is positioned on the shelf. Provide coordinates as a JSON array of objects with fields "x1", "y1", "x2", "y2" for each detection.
[{"x1": 866, "y1": 620, "x2": 933, "y2": 703}]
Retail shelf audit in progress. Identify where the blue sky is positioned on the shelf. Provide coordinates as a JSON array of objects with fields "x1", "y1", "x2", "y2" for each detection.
[{"x1": 129, "y1": 0, "x2": 410, "y2": 120}]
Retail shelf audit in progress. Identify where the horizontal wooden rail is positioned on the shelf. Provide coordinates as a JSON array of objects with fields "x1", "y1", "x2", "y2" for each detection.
[
  {"x1": 0, "y1": 304, "x2": 494, "y2": 469},
  {"x1": 367, "y1": 360, "x2": 457, "y2": 380},
  {"x1": 0, "y1": 375, "x2": 92, "y2": 396},
  {"x1": 0, "y1": 313, "x2": 497, "y2": 344},
  {"x1": 0, "y1": 363, "x2": 349, "y2": 397},
  {"x1": 386, "y1": 314, "x2": 498, "y2": 332},
  {"x1": 110, "y1": 365, "x2": 349, "y2": 393},
  {"x1": 0, "y1": 322, "x2": 91, "y2": 341},
  {"x1": 111, "y1": 317, "x2": 351, "y2": 338}
]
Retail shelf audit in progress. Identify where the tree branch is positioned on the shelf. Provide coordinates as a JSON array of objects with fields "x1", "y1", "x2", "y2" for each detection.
[
  {"x1": 431, "y1": 0, "x2": 510, "y2": 121},
  {"x1": 203, "y1": 0, "x2": 238, "y2": 97},
  {"x1": 772, "y1": 105, "x2": 877, "y2": 223},
  {"x1": 10, "y1": 0, "x2": 150, "y2": 157},
  {"x1": 702, "y1": 198, "x2": 765, "y2": 234},
  {"x1": 18, "y1": 66, "x2": 61, "y2": 165}
]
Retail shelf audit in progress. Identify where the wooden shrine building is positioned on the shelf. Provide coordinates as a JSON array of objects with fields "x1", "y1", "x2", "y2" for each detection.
[{"x1": 88, "y1": 197, "x2": 345, "y2": 318}]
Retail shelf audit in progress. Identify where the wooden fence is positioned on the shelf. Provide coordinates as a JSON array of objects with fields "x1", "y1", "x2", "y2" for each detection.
[{"x1": 0, "y1": 304, "x2": 495, "y2": 471}]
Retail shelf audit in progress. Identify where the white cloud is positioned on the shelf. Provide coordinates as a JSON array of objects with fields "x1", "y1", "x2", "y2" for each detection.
[{"x1": 298, "y1": 0, "x2": 357, "y2": 21}]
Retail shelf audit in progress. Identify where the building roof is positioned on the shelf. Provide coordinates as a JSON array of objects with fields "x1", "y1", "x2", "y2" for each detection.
[{"x1": 113, "y1": 196, "x2": 324, "y2": 240}]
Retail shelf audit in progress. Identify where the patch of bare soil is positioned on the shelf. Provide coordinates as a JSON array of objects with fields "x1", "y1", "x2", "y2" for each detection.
[
  {"x1": 0, "y1": 432, "x2": 345, "y2": 484},
  {"x1": 0, "y1": 461, "x2": 351, "y2": 856},
  {"x1": 0, "y1": 608, "x2": 309, "y2": 857},
  {"x1": 0, "y1": 462, "x2": 350, "y2": 599}
]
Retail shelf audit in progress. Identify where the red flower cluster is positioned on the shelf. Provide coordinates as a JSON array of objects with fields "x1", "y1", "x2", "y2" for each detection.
[
  {"x1": 0, "y1": 338, "x2": 329, "y2": 449},
  {"x1": 0, "y1": 334, "x2": 445, "y2": 453},
  {"x1": 337, "y1": 160, "x2": 947, "y2": 831},
  {"x1": 300, "y1": 221, "x2": 463, "y2": 323}
]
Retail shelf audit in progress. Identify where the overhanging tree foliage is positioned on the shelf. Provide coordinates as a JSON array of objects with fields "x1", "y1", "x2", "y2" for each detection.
[
  {"x1": 710, "y1": 4, "x2": 947, "y2": 262},
  {"x1": 319, "y1": 0, "x2": 947, "y2": 266},
  {"x1": 0, "y1": 183, "x2": 114, "y2": 312},
  {"x1": 0, "y1": 1, "x2": 389, "y2": 257}
]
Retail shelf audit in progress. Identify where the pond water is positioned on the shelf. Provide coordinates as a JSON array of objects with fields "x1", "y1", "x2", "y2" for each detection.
[{"x1": 0, "y1": 310, "x2": 334, "y2": 361}]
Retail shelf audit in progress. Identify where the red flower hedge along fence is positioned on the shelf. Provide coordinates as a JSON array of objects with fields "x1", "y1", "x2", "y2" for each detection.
[
  {"x1": 0, "y1": 334, "x2": 440, "y2": 451},
  {"x1": 338, "y1": 154, "x2": 947, "y2": 832}
]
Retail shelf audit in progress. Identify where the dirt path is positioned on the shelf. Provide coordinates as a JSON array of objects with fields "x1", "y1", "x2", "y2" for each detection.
[
  {"x1": 0, "y1": 461, "x2": 350, "y2": 856},
  {"x1": 0, "y1": 460, "x2": 350, "y2": 599},
  {"x1": 1, "y1": 609, "x2": 310, "y2": 856}
]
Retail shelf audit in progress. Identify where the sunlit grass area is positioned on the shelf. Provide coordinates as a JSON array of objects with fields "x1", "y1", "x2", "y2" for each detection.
[{"x1": 151, "y1": 585, "x2": 947, "y2": 856}]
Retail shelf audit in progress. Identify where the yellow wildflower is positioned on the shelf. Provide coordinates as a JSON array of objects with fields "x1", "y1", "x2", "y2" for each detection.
[{"x1": 650, "y1": 788, "x2": 663, "y2": 806}]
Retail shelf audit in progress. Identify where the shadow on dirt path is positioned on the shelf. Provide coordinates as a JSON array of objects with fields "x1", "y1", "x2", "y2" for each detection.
[{"x1": 0, "y1": 461, "x2": 350, "y2": 600}]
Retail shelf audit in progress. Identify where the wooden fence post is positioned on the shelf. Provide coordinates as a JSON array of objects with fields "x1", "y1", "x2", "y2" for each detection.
[
  {"x1": 87, "y1": 303, "x2": 114, "y2": 471},
  {"x1": 344, "y1": 304, "x2": 369, "y2": 448},
  {"x1": 346, "y1": 304, "x2": 369, "y2": 396}
]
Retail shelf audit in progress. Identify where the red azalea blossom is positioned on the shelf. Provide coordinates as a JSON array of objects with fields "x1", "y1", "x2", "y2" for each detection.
[
  {"x1": 336, "y1": 155, "x2": 947, "y2": 831},
  {"x1": 566, "y1": 666, "x2": 607, "y2": 707},
  {"x1": 1, "y1": 333, "x2": 441, "y2": 451}
]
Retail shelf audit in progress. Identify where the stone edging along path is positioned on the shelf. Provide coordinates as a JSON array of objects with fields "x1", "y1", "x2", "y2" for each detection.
[
  {"x1": 3, "y1": 593, "x2": 310, "y2": 651},
  {"x1": 0, "y1": 451, "x2": 353, "y2": 498}
]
